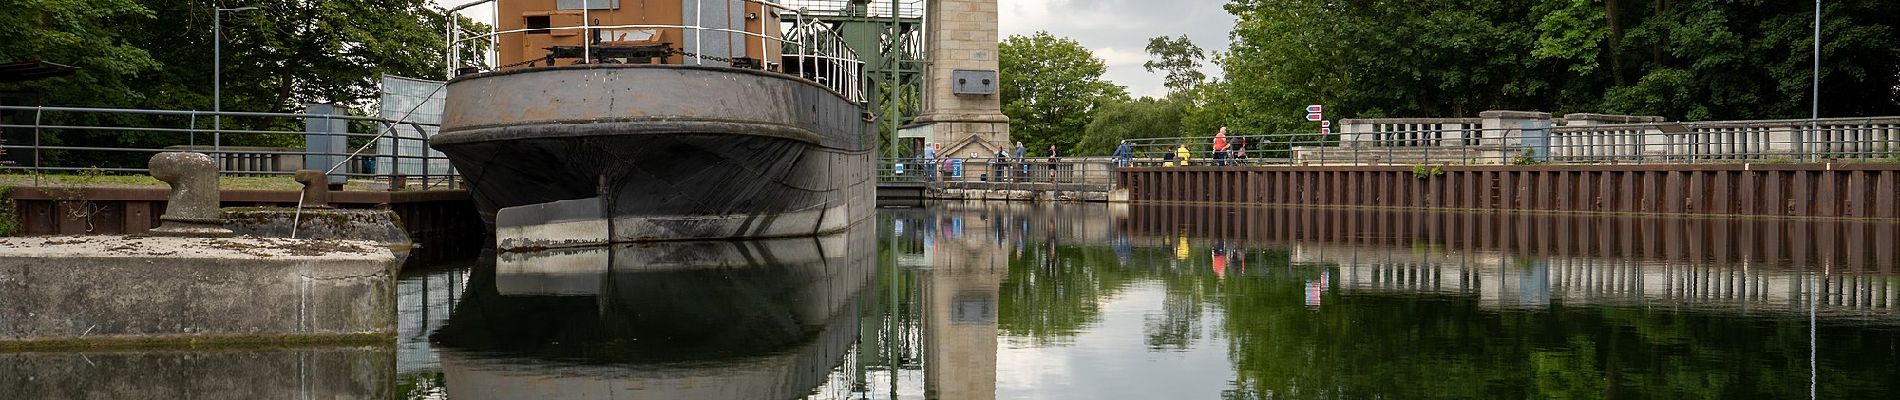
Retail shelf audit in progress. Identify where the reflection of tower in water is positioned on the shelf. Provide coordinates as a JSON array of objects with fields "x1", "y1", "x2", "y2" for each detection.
[{"x1": 922, "y1": 205, "x2": 1011, "y2": 400}]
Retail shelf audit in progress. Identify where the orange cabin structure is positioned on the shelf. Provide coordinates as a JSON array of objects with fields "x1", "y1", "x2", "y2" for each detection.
[{"x1": 493, "y1": 0, "x2": 784, "y2": 69}]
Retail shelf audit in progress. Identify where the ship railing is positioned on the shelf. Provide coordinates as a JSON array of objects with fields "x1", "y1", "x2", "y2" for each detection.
[
  {"x1": 878, "y1": 157, "x2": 1120, "y2": 191},
  {"x1": 0, "y1": 105, "x2": 459, "y2": 191},
  {"x1": 445, "y1": 0, "x2": 868, "y2": 103}
]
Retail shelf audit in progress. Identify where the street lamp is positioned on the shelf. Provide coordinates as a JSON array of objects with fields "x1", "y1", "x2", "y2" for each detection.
[{"x1": 214, "y1": 5, "x2": 258, "y2": 159}]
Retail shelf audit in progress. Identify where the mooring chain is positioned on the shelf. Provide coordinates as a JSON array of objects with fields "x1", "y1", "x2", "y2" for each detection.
[{"x1": 670, "y1": 49, "x2": 739, "y2": 65}]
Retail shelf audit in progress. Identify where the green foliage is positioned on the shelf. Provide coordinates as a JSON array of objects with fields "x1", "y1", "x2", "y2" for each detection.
[
  {"x1": 1511, "y1": 149, "x2": 1545, "y2": 165},
  {"x1": 1000, "y1": 31, "x2": 1129, "y2": 156},
  {"x1": 0, "y1": 185, "x2": 17, "y2": 237},
  {"x1": 1200, "y1": 0, "x2": 1900, "y2": 137},
  {"x1": 1410, "y1": 164, "x2": 1445, "y2": 179},
  {"x1": 1143, "y1": 35, "x2": 1206, "y2": 96},
  {"x1": 1077, "y1": 97, "x2": 1189, "y2": 155},
  {"x1": 0, "y1": 0, "x2": 162, "y2": 107},
  {"x1": 0, "y1": 0, "x2": 487, "y2": 169}
]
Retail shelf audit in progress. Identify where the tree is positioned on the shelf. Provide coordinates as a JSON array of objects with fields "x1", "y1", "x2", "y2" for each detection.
[
  {"x1": 1077, "y1": 97, "x2": 1188, "y2": 155},
  {"x1": 0, "y1": 0, "x2": 485, "y2": 169},
  {"x1": 999, "y1": 31, "x2": 1128, "y2": 156},
  {"x1": 1143, "y1": 35, "x2": 1207, "y2": 96},
  {"x1": 0, "y1": 0, "x2": 161, "y2": 107},
  {"x1": 1205, "y1": 0, "x2": 1900, "y2": 134}
]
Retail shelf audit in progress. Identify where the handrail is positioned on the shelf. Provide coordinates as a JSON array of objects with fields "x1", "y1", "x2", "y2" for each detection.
[
  {"x1": 445, "y1": 0, "x2": 868, "y2": 102},
  {"x1": 1110, "y1": 116, "x2": 1900, "y2": 166}
]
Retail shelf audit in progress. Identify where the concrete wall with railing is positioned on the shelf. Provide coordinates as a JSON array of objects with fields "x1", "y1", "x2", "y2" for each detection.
[{"x1": 1312, "y1": 110, "x2": 1900, "y2": 164}]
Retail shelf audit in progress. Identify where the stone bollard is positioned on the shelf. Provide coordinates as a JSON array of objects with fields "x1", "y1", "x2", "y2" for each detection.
[
  {"x1": 148, "y1": 152, "x2": 235, "y2": 238},
  {"x1": 294, "y1": 169, "x2": 333, "y2": 209}
]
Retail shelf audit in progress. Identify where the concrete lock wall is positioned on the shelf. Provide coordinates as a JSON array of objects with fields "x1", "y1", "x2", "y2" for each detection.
[
  {"x1": 0, "y1": 237, "x2": 399, "y2": 346},
  {"x1": 0, "y1": 346, "x2": 393, "y2": 399}
]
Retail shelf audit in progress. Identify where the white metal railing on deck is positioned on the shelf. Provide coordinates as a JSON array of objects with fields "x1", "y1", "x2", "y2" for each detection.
[{"x1": 444, "y1": 0, "x2": 867, "y2": 102}]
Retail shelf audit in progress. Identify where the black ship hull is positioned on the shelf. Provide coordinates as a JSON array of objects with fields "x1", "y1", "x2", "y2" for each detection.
[{"x1": 433, "y1": 65, "x2": 874, "y2": 248}]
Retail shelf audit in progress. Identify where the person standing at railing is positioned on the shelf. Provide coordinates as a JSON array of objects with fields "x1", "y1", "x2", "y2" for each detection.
[
  {"x1": 922, "y1": 142, "x2": 938, "y2": 182},
  {"x1": 1231, "y1": 136, "x2": 1247, "y2": 164},
  {"x1": 1013, "y1": 141, "x2": 1027, "y2": 181},
  {"x1": 1212, "y1": 127, "x2": 1229, "y2": 166},
  {"x1": 1113, "y1": 140, "x2": 1133, "y2": 167},
  {"x1": 1047, "y1": 144, "x2": 1060, "y2": 180},
  {"x1": 1174, "y1": 142, "x2": 1191, "y2": 166}
]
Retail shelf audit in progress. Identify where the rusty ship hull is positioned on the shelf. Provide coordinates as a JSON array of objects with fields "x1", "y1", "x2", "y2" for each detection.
[{"x1": 432, "y1": 64, "x2": 874, "y2": 248}]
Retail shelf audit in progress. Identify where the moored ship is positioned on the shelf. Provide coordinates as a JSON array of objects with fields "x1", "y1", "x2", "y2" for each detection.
[{"x1": 432, "y1": 0, "x2": 875, "y2": 249}]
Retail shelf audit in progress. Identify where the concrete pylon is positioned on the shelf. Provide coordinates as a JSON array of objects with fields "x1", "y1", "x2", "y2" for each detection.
[{"x1": 903, "y1": 0, "x2": 1010, "y2": 158}]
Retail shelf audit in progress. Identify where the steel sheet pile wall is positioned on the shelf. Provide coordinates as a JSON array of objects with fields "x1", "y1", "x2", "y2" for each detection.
[{"x1": 1119, "y1": 165, "x2": 1900, "y2": 219}]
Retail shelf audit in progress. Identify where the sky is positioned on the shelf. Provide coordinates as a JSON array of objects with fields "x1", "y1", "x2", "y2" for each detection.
[
  {"x1": 998, "y1": 0, "x2": 1236, "y2": 99},
  {"x1": 438, "y1": 0, "x2": 1237, "y2": 98}
]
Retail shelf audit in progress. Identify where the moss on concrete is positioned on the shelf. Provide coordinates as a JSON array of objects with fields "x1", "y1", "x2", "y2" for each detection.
[{"x1": 0, "y1": 332, "x2": 394, "y2": 352}]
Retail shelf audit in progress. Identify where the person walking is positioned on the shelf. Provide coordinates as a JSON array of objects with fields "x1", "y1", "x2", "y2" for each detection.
[{"x1": 1212, "y1": 127, "x2": 1229, "y2": 166}]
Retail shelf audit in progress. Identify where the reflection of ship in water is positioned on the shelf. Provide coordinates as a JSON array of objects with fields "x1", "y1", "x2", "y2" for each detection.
[
  {"x1": 429, "y1": 224, "x2": 875, "y2": 399},
  {"x1": 1123, "y1": 204, "x2": 1900, "y2": 321}
]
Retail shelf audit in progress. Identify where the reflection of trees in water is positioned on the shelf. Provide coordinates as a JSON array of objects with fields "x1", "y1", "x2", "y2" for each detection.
[
  {"x1": 997, "y1": 245, "x2": 1134, "y2": 345},
  {"x1": 976, "y1": 232, "x2": 1899, "y2": 399},
  {"x1": 1216, "y1": 274, "x2": 1900, "y2": 399}
]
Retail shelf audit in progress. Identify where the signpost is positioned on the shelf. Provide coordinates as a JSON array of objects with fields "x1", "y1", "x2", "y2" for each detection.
[{"x1": 1305, "y1": 104, "x2": 1328, "y2": 135}]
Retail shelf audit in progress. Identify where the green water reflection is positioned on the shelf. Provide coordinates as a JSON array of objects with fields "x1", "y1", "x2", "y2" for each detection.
[{"x1": 380, "y1": 203, "x2": 1900, "y2": 399}]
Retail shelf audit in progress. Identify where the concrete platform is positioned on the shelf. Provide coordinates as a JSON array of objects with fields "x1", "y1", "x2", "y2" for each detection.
[{"x1": 0, "y1": 235, "x2": 400, "y2": 348}]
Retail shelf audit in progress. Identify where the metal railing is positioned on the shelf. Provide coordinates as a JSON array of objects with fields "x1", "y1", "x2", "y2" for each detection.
[
  {"x1": 0, "y1": 105, "x2": 459, "y2": 190},
  {"x1": 1119, "y1": 116, "x2": 1900, "y2": 167},
  {"x1": 878, "y1": 157, "x2": 1118, "y2": 189},
  {"x1": 781, "y1": 0, "x2": 925, "y2": 18},
  {"x1": 445, "y1": 0, "x2": 868, "y2": 103}
]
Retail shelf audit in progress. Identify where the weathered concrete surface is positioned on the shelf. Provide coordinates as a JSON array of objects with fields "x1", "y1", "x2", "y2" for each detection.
[
  {"x1": 222, "y1": 207, "x2": 411, "y2": 246},
  {"x1": 0, "y1": 345, "x2": 392, "y2": 399},
  {"x1": 148, "y1": 152, "x2": 235, "y2": 238},
  {"x1": 0, "y1": 236, "x2": 399, "y2": 347}
]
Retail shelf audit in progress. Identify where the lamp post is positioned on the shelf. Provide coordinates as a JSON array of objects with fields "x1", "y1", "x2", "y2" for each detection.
[{"x1": 214, "y1": 5, "x2": 258, "y2": 162}]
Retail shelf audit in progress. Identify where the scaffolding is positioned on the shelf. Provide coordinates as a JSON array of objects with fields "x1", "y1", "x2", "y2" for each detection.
[{"x1": 782, "y1": 0, "x2": 926, "y2": 157}]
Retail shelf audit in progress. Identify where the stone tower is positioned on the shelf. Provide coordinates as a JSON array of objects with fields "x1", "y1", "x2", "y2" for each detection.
[{"x1": 901, "y1": 0, "x2": 1010, "y2": 159}]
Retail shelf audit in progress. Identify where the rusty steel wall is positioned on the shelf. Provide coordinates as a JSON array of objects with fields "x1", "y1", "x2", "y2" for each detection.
[
  {"x1": 3, "y1": 188, "x2": 484, "y2": 248},
  {"x1": 1119, "y1": 165, "x2": 1900, "y2": 220}
]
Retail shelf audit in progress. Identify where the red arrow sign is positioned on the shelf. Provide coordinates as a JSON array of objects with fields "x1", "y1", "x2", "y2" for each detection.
[
  {"x1": 1305, "y1": 113, "x2": 1323, "y2": 122},
  {"x1": 1321, "y1": 127, "x2": 1333, "y2": 135},
  {"x1": 1320, "y1": 120, "x2": 1331, "y2": 128},
  {"x1": 1306, "y1": 104, "x2": 1323, "y2": 113}
]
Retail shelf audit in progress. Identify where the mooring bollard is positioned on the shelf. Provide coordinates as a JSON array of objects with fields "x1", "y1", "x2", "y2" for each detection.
[
  {"x1": 294, "y1": 169, "x2": 333, "y2": 209},
  {"x1": 148, "y1": 152, "x2": 235, "y2": 238}
]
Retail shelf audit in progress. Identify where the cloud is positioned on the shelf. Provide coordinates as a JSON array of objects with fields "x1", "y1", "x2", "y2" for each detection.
[{"x1": 999, "y1": 0, "x2": 1235, "y2": 99}]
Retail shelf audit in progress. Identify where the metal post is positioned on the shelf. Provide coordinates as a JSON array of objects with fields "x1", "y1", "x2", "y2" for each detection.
[
  {"x1": 32, "y1": 107, "x2": 42, "y2": 186},
  {"x1": 213, "y1": 8, "x2": 221, "y2": 161},
  {"x1": 446, "y1": 12, "x2": 458, "y2": 79},
  {"x1": 1811, "y1": 0, "x2": 1822, "y2": 161},
  {"x1": 694, "y1": 0, "x2": 703, "y2": 65},
  {"x1": 583, "y1": 0, "x2": 591, "y2": 63},
  {"x1": 212, "y1": 6, "x2": 256, "y2": 169}
]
